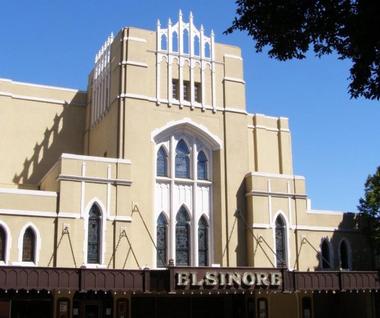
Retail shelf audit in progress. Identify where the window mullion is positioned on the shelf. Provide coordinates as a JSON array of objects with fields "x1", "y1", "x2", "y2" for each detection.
[{"x1": 192, "y1": 142, "x2": 198, "y2": 266}]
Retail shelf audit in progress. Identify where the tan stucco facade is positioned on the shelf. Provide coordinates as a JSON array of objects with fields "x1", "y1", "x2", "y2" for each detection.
[{"x1": 0, "y1": 14, "x2": 372, "y2": 275}]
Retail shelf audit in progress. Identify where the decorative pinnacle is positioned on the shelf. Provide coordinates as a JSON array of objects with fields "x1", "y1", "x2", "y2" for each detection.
[
  {"x1": 189, "y1": 11, "x2": 193, "y2": 20},
  {"x1": 168, "y1": 18, "x2": 172, "y2": 26},
  {"x1": 179, "y1": 9, "x2": 183, "y2": 18},
  {"x1": 200, "y1": 24, "x2": 204, "y2": 32},
  {"x1": 157, "y1": 19, "x2": 161, "y2": 27},
  {"x1": 211, "y1": 29, "x2": 215, "y2": 37}
]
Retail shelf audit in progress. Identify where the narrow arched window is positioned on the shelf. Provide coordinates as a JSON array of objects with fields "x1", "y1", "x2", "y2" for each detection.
[
  {"x1": 183, "y1": 29, "x2": 189, "y2": 54},
  {"x1": 176, "y1": 206, "x2": 190, "y2": 266},
  {"x1": 22, "y1": 227, "x2": 35, "y2": 262},
  {"x1": 157, "y1": 146, "x2": 168, "y2": 177},
  {"x1": 157, "y1": 213, "x2": 168, "y2": 267},
  {"x1": 275, "y1": 216, "x2": 287, "y2": 268},
  {"x1": 0, "y1": 226, "x2": 6, "y2": 262},
  {"x1": 197, "y1": 151, "x2": 208, "y2": 180},
  {"x1": 205, "y1": 42, "x2": 211, "y2": 58},
  {"x1": 321, "y1": 240, "x2": 331, "y2": 269},
  {"x1": 175, "y1": 140, "x2": 190, "y2": 178},
  {"x1": 87, "y1": 204, "x2": 102, "y2": 264},
  {"x1": 160, "y1": 34, "x2": 167, "y2": 51},
  {"x1": 172, "y1": 32, "x2": 178, "y2": 52},
  {"x1": 340, "y1": 240, "x2": 350, "y2": 270},
  {"x1": 194, "y1": 36, "x2": 200, "y2": 56},
  {"x1": 198, "y1": 216, "x2": 209, "y2": 266}
]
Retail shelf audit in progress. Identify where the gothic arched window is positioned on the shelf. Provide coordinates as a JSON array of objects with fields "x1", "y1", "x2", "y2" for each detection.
[
  {"x1": 22, "y1": 227, "x2": 36, "y2": 262},
  {"x1": 172, "y1": 32, "x2": 178, "y2": 52},
  {"x1": 175, "y1": 140, "x2": 190, "y2": 178},
  {"x1": 321, "y1": 240, "x2": 331, "y2": 269},
  {"x1": 161, "y1": 34, "x2": 167, "y2": 51},
  {"x1": 198, "y1": 216, "x2": 209, "y2": 266},
  {"x1": 0, "y1": 226, "x2": 5, "y2": 262},
  {"x1": 157, "y1": 213, "x2": 168, "y2": 267},
  {"x1": 197, "y1": 151, "x2": 208, "y2": 180},
  {"x1": 183, "y1": 29, "x2": 189, "y2": 54},
  {"x1": 194, "y1": 35, "x2": 200, "y2": 56},
  {"x1": 340, "y1": 240, "x2": 350, "y2": 270},
  {"x1": 157, "y1": 146, "x2": 168, "y2": 177},
  {"x1": 176, "y1": 206, "x2": 190, "y2": 266},
  {"x1": 87, "y1": 204, "x2": 102, "y2": 264},
  {"x1": 275, "y1": 215, "x2": 287, "y2": 268}
]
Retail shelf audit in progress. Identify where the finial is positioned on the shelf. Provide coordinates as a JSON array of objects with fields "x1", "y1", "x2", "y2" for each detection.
[
  {"x1": 157, "y1": 19, "x2": 161, "y2": 27},
  {"x1": 190, "y1": 11, "x2": 193, "y2": 20},
  {"x1": 200, "y1": 24, "x2": 204, "y2": 32},
  {"x1": 179, "y1": 9, "x2": 183, "y2": 18},
  {"x1": 168, "y1": 18, "x2": 172, "y2": 26},
  {"x1": 211, "y1": 29, "x2": 215, "y2": 37}
]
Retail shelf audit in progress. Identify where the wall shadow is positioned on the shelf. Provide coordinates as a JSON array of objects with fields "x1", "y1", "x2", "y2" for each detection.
[
  {"x1": 12, "y1": 93, "x2": 86, "y2": 188},
  {"x1": 313, "y1": 212, "x2": 373, "y2": 271}
]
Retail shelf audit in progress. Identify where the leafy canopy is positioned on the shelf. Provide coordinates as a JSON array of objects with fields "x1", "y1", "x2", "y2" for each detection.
[
  {"x1": 226, "y1": 0, "x2": 380, "y2": 100},
  {"x1": 358, "y1": 167, "x2": 380, "y2": 248}
]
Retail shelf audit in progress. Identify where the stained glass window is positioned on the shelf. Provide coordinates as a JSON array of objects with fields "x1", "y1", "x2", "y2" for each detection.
[
  {"x1": 157, "y1": 213, "x2": 168, "y2": 267},
  {"x1": 87, "y1": 204, "x2": 101, "y2": 264},
  {"x1": 175, "y1": 140, "x2": 190, "y2": 178},
  {"x1": 197, "y1": 151, "x2": 208, "y2": 180},
  {"x1": 198, "y1": 216, "x2": 208, "y2": 266},
  {"x1": 176, "y1": 206, "x2": 190, "y2": 266},
  {"x1": 157, "y1": 146, "x2": 168, "y2": 177},
  {"x1": 22, "y1": 227, "x2": 35, "y2": 262},
  {"x1": 340, "y1": 240, "x2": 349, "y2": 269},
  {"x1": 321, "y1": 240, "x2": 330, "y2": 269},
  {"x1": 275, "y1": 216, "x2": 287, "y2": 268},
  {"x1": 0, "y1": 226, "x2": 5, "y2": 261}
]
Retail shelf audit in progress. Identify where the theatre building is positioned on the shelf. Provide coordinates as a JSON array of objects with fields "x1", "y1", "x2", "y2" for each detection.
[{"x1": 0, "y1": 11, "x2": 379, "y2": 318}]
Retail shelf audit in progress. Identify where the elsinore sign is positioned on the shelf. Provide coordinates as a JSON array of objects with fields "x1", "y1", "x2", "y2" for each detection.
[{"x1": 176, "y1": 271, "x2": 282, "y2": 289}]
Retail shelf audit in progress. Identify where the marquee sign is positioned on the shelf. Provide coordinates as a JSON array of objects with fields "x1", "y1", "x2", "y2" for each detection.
[{"x1": 175, "y1": 270, "x2": 282, "y2": 289}]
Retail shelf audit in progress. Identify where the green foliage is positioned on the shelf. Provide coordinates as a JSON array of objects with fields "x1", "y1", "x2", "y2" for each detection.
[
  {"x1": 226, "y1": 0, "x2": 380, "y2": 100},
  {"x1": 358, "y1": 167, "x2": 380, "y2": 252}
]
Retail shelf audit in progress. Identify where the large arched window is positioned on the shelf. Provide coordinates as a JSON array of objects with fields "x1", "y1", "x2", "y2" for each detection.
[
  {"x1": 175, "y1": 140, "x2": 190, "y2": 178},
  {"x1": 176, "y1": 206, "x2": 190, "y2": 266},
  {"x1": 87, "y1": 204, "x2": 102, "y2": 264},
  {"x1": 198, "y1": 216, "x2": 209, "y2": 266},
  {"x1": 321, "y1": 240, "x2": 331, "y2": 269},
  {"x1": 197, "y1": 151, "x2": 208, "y2": 180},
  {"x1": 0, "y1": 226, "x2": 5, "y2": 262},
  {"x1": 339, "y1": 240, "x2": 351, "y2": 270},
  {"x1": 22, "y1": 227, "x2": 36, "y2": 262},
  {"x1": 157, "y1": 146, "x2": 168, "y2": 177},
  {"x1": 157, "y1": 213, "x2": 168, "y2": 267},
  {"x1": 275, "y1": 215, "x2": 287, "y2": 268}
]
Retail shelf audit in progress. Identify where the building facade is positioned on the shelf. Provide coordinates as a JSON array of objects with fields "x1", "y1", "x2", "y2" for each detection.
[{"x1": 0, "y1": 11, "x2": 379, "y2": 318}]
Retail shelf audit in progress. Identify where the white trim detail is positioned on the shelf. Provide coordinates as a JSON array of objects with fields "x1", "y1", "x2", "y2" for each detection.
[
  {"x1": 58, "y1": 174, "x2": 132, "y2": 186},
  {"x1": 223, "y1": 77, "x2": 245, "y2": 84},
  {"x1": 0, "y1": 91, "x2": 85, "y2": 106},
  {"x1": 119, "y1": 60, "x2": 148, "y2": 68},
  {"x1": 0, "y1": 188, "x2": 57, "y2": 197},
  {"x1": 16, "y1": 222, "x2": 41, "y2": 266},
  {"x1": 246, "y1": 171, "x2": 305, "y2": 180},
  {"x1": 0, "y1": 221, "x2": 12, "y2": 265},
  {"x1": 0, "y1": 78, "x2": 83, "y2": 93},
  {"x1": 151, "y1": 118, "x2": 223, "y2": 150},
  {"x1": 0, "y1": 209, "x2": 57, "y2": 218},
  {"x1": 122, "y1": 36, "x2": 147, "y2": 43},
  {"x1": 223, "y1": 54, "x2": 243, "y2": 61},
  {"x1": 61, "y1": 153, "x2": 131, "y2": 164}
]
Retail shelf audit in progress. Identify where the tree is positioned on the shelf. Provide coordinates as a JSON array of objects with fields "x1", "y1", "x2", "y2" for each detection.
[
  {"x1": 358, "y1": 166, "x2": 380, "y2": 267},
  {"x1": 225, "y1": 0, "x2": 380, "y2": 100}
]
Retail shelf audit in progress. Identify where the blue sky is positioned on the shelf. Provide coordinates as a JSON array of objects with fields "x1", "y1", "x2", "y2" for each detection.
[{"x1": 1, "y1": 0, "x2": 379, "y2": 211}]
